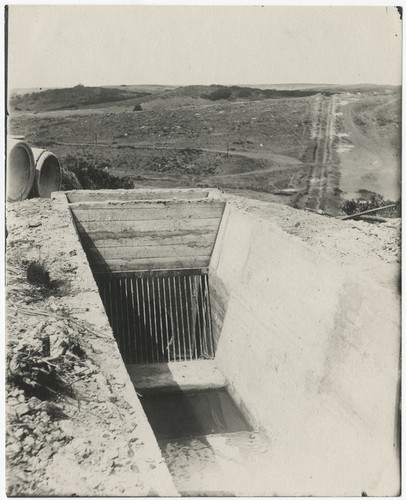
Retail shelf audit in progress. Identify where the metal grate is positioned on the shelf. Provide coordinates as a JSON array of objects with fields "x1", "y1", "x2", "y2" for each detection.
[{"x1": 95, "y1": 270, "x2": 214, "y2": 364}]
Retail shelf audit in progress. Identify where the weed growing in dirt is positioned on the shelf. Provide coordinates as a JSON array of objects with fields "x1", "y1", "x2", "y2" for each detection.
[
  {"x1": 25, "y1": 260, "x2": 68, "y2": 300},
  {"x1": 26, "y1": 261, "x2": 53, "y2": 290}
]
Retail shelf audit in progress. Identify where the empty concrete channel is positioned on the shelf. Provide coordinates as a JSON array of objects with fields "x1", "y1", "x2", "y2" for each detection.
[{"x1": 68, "y1": 188, "x2": 265, "y2": 495}]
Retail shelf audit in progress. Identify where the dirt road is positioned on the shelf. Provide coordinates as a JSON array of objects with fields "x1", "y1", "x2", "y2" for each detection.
[{"x1": 298, "y1": 95, "x2": 338, "y2": 212}]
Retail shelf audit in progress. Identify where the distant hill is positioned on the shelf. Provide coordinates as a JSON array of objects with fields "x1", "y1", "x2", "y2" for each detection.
[
  {"x1": 243, "y1": 83, "x2": 400, "y2": 93},
  {"x1": 8, "y1": 85, "x2": 152, "y2": 113},
  {"x1": 8, "y1": 83, "x2": 400, "y2": 114}
]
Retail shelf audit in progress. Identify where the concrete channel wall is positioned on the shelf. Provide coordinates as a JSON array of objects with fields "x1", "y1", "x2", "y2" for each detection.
[
  {"x1": 48, "y1": 192, "x2": 179, "y2": 496},
  {"x1": 210, "y1": 200, "x2": 400, "y2": 496},
  {"x1": 69, "y1": 191, "x2": 224, "y2": 273}
]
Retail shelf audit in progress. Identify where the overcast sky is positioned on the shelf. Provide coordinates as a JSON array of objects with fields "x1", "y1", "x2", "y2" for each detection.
[{"x1": 7, "y1": 5, "x2": 402, "y2": 90}]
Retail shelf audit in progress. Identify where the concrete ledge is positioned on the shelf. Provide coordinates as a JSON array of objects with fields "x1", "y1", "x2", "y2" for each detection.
[{"x1": 127, "y1": 361, "x2": 226, "y2": 394}]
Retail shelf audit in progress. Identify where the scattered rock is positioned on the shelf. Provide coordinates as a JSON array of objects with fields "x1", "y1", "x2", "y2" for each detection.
[{"x1": 16, "y1": 404, "x2": 30, "y2": 417}]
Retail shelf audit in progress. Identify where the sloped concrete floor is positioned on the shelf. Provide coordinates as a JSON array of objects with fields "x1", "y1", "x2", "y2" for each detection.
[{"x1": 161, "y1": 430, "x2": 274, "y2": 496}]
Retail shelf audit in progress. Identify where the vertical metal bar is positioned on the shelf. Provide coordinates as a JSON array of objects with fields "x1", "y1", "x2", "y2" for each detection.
[
  {"x1": 177, "y1": 275, "x2": 187, "y2": 362},
  {"x1": 162, "y1": 276, "x2": 171, "y2": 362},
  {"x1": 195, "y1": 275, "x2": 203, "y2": 358},
  {"x1": 125, "y1": 277, "x2": 132, "y2": 363},
  {"x1": 114, "y1": 277, "x2": 121, "y2": 354},
  {"x1": 188, "y1": 275, "x2": 198, "y2": 360},
  {"x1": 205, "y1": 274, "x2": 215, "y2": 357},
  {"x1": 157, "y1": 276, "x2": 165, "y2": 360},
  {"x1": 129, "y1": 277, "x2": 138, "y2": 364},
  {"x1": 135, "y1": 277, "x2": 143, "y2": 364},
  {"x1": 172, "y1": 275, "x2": 181, "y2": 361},
  {"x1": 183, "y1": 275, "x2": 192, "y2": 361},
  {"x1": 122, "y1": 278, "x2": 127, "y2": 362},
  {"x1": 141, "y1": 277, "x2": 149, "y2": 364},
  {"x1": 151, "y1": 277, "x2": 159, "y2": 362},
  {"x1": 111, "y1": 276, "x2": 118, "y2": 350},
  {"x1": 118, "y1": 277, "x2": 125, "y2": 360},
  {"x1": 146, "y1": 276, "x2": 155, "y2": 363},
  {"x1": 199, "y1": 274, "x2": 208, "y2": 357},
  {"x1": 166, "y1": 276, "x2": 173, "y2": 361},
  {"x1": 168, "y1": 275, "x2": 176, "y2": 362},
  {"x1": 107, "y1": 277, "x2": 113, "y2": 330}
]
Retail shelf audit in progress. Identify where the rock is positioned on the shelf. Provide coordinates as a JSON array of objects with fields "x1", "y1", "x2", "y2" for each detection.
[
  {"x1": 24, "y1": 436, "x2": 35, "y2": 447},
  {"x1": 28, "y1": 397, "x2": 42, "y2": 410},
  {"x1": 16, "y1": 404, "x2": 30, "y2": 417},
  {"x1": 40, "y1": 412, "x2": 50, "y2": 423},
  {"x1": 7, "y1": 442, "x2": 22, "y2": 455},
  {"x1": 15, "y1": 428, "x2": 25, "y2": 439},
  {"x1": 37, "y1": 446, "x2": 53, "y2": 462},
  {"x1": 28, "y1": 221, "x2": 42, "y2": 228}
]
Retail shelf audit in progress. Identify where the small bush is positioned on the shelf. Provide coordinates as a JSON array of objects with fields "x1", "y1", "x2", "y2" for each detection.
[
  {"x1": 341, "y1": 194, "x2": 400, "y2": 217},
  {"x1": 60, "y1": 168, "x2": 82, "y2": 190},
  {"x1": 207, "y1": 87, "x2": 233, "y2": 101},
  {"x1": 26, "y1": 261, "x2": 53, "y2": 290},
  {"x1": 63, "y1": 160, "x2": 134, "y2": 190}
]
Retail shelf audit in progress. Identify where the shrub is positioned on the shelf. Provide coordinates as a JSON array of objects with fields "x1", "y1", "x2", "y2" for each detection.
[
  {"x1": 60, "y1": 168, "x2": 82, "y2": 190},
  {"x1": 26, "y1": 261, "x2": 53, "y2": 290},
  {"x1": 207, "y1": 87, "x2": 232, "y2": 101},
  {"x1": 65, "y1": 160, "x2": 134, "y2": 190},
  {"x1": 341, "y1": 194, "x2": 400, "y2": 217}
]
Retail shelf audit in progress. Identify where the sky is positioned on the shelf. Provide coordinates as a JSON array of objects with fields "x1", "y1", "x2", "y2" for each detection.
[{"x1": 7, "y1": 5, "x2": 402, "y2": 90}]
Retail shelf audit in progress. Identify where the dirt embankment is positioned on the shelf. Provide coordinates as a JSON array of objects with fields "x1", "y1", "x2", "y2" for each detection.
[{"x1": 5, "y1": 198, "x2": 176, "y2": 496}]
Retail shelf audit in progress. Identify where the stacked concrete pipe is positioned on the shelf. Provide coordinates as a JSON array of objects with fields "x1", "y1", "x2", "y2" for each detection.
[
  {"x1": 6, "y1": 138, "x2": 62, "y2": 201},
  {"x1": 6, "y1": 138, "x2": 36, "y2": 202},
  {"x1": 30, "y1": 148, "x2": 62, "y2": 198}
]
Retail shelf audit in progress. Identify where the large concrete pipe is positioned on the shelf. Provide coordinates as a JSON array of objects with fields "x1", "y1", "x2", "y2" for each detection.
[
  {"x1": 6, "y1": 138, "x2": 36, "y2": 202},
  {"x1": 31, "y1": 148, "x2": 62, "y2": 198}
]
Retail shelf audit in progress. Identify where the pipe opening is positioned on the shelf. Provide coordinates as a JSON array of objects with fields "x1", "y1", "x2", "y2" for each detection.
[
  {"x1": 35, "y1": 153, "x2": 61, "y2": 198},
  {"x1": 7, "y1": 143, "x2": 35, "y2": 202}
]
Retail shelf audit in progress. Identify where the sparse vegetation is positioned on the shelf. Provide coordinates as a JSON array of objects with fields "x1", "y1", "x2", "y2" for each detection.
[
  {"x1": 61, "y1": 160, "x2": 134, "y2": 190},
  {"x1": 341, "y1": 193, "x2": 400, "y2": 218},
  {"x1": 8, "y1": 83, "x2": 401, "y2": 210}
]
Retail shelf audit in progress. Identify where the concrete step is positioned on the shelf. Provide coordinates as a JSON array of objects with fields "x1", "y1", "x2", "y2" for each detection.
[{"x1": 126, "y1": 360, "x2": 226, "y2": 394}]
